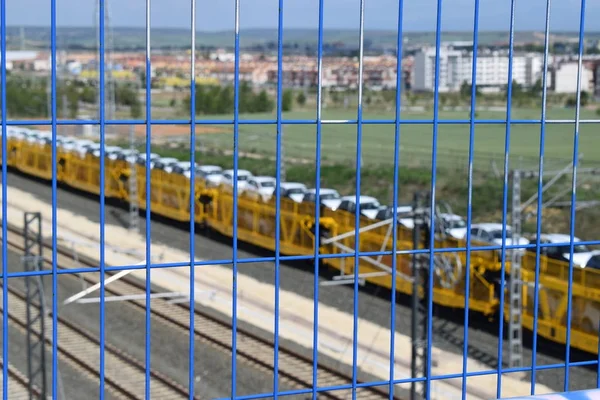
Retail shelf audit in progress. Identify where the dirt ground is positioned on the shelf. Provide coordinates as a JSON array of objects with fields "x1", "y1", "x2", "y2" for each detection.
[
  {"x1": 110, "y1": 123, "x2": 227, "y2": 139},
  {"x1": 24, "y1": 120, "x2": 228, "y2": 142}
]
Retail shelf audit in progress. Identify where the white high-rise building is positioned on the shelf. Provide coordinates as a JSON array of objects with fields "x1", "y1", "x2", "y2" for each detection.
[
  {"x1": 550, "y1": 61, "x2": 594, "y2": 94},
  {"x1": 411, "y1": 46, "x2": 545, "y2": 93}
]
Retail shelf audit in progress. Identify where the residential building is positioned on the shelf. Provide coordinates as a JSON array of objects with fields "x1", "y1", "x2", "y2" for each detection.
[
  {"x1": 549, "y1": 61, "x2": 594, "y2": 94},
  {"x1": 411, "y1": 45, "x2": 545, "y2": 92},
  {"x1": 591, "y1": 61, "x2": 600, "y2": 97}
]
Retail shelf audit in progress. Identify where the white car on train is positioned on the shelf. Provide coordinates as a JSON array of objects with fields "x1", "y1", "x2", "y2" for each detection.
[
  {"x1": 337, "y1": 195, "x2": 382, "y2": 220},
  {"x1": 219, "y1": 169, "x2": 254, "y2": 192}
]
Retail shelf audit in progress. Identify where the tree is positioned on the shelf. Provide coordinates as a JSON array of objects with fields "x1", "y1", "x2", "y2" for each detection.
[
  {"x1": 255, "y1": 90, "x2": 274, "y2": 113},
  {"x1": 206, "y1": 86, "x2": 221, "y2": 114},
  {"x1": 67, "y1": 89, "x2": 79, "y2": 119},
  {"x1": 296, "y1": 91, "x2": 306, "y2": 106},
  {"x1": 408, "y1": 92, "x2": 418, "y2": 107},
  {"x1": 216, "y1": 86, "x2": 233, "y2": 114},
  {"x1": 130, "y1": 98, "x2": 142, "y2": 119},
  {"x1": 239, "y1": 81, "x2": 254, "y2": 113},
  {"x1": 115, "y1": 84, "x2": 138, "y2": 107},
  {"x1": 449, "y1": 94, "x2": 460, "y2": 109},
  {"x1": 511, "y1": 80, "x2": 523, "y2": 97},
  {"x1": 460, "y1": 81, "x2": 471, "y2": 99},
  {"x1": 282, "y1": 89, "x2": 293, "y2": 112},
  {"x1": 439, "y1": 94, "x2": 447, "y2": 109},
  {"x1": 565, "y1": 91, "x2": 589, "y2": 108},
  {"x1": 330, "y1": 91, "x2": 340, "y2": 105},
  {"x1": 4, "y1": 76, "x2": 48, "y2": 117},
  {"x1": 460, "y1": 81, "x2": 482, "y2": 101},
  {"x1": 80, "y1": 86, "x2": 97, "y2": 104},
  {"x1": 381, "y1": 89, "x2": 396, "y2": 104},
  {"x1": 581, "y1": 90, "x2": 590, "y2": 106},
  {"x1": 194, "y1": 84, "x2": 206, "y2": 114},
  {"x1": 138, "y1": 70, "x2": 146, "y2": 87},
  {"x1": 529, "y1": 78, "x2": 543, "y2": 96}
]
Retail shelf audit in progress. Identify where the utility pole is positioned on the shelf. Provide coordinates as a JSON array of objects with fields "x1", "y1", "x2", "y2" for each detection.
[
  {"x1": 95, "y1": 0, "x2": 116, "y2": 136},
  {"x1": 410, "y1": 191, "x2": 429, "y2": 400},
  {"x1": 22, "y1": 212, "x2": 48, "y2": 400},
  {"x1": 507, "y1": 157, "x2": 588, "y2": 369},
  {"x1": 508, "y1": 170, "x2": 523, "y2": 369},
  {"x1": 20, "y1": 26, "x2": 25, "y2": 50},
  {"x1": 128, "y1": 123, "x2": 139, "y2": 232},
  {"x1": 46, "y1": 56, "x2": 52, "y2": 120}
]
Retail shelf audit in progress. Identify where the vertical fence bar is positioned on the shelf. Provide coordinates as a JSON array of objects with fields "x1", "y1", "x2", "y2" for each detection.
[
  {"x1": 351, "y1": 1, "x2": 366, "y2": 398},
  {"x1": 188, "y1": 0, "x2": 197, "y2": 398},
  {"x1": 530, "y1": 0, "x2": 552, "y2": 393},
  {"x1": 0, "y1": 0, "x2": 7, "y2": 394},
  {"x1": 462, "y1": 1, "x2": 481, "y2": 397},
  {"x1": 231, "y1": 0, "x2": 241, "y2": 397},
  {"x1": 144, "y1": 0, "x2": 153, "y2": 397},
  {"x1": 273, "y1": 0, "x2": 284, "y2": 397},
  {"x1": 50, "y1": 0, "x2": 59, "y2": 397},
  {"x1": 427, "y1": 0, "x2": 444, "y2": 397},
  {"x1": 497, "y1": 0, "x2": 517, "y2": 397},
  {"x1": 311, "y1": 1, "x2": 325, "y2": 397},
  {"x1": 389, "y1": 0, "x2": 404, "y2": 396},
  {"x1": 564, "y1": 0, "x2": 586, "y2": 391},
  {"x1": 98, "y1": 0, "x2": 108, "y2": 393},
  {"x1": 597, "y1": 324, "x2": 600, "y2": 388}
]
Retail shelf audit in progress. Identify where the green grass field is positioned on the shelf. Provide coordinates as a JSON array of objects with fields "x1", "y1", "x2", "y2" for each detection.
[
  {"x1": 190, "y1": 107, "x2": 600, "y2": 172},
  {"x1": 136, "y1": 105, "x2": 600, "y2": 239}
]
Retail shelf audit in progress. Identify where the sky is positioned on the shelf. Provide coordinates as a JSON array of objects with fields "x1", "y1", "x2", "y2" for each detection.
[{"x1": 5, "y1": 0, "x2": 599, "y2": 32}]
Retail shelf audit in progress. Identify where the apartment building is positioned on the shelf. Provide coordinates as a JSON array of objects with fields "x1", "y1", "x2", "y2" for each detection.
[
  {"x1": 411, "y1": 45, "x2": 544, "y2": 93},
  {"x1": 549, "y1": 61, "x2": 594, "y2": 94}
]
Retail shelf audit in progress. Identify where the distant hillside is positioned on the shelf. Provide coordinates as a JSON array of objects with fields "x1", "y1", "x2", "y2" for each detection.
[{"x1": 6, "y1": 26, "x2": 599, "y2": 51}]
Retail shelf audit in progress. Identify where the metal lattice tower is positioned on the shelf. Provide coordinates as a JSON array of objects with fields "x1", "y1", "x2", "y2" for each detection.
[
  {"x1": 128, "y1": 124, "x2": 139, "y2": 232},
  {"x1": 506, "y1": 158, "x2": 590, "y2": 369},
  {"x1": 21, "y1": 212, "x2": 48, "y2": 400},
  {"x1": 410, "y1": 191, "x2": 430, "y2": 400},
  {"x1": 95, "y1": 0, "x2": 116, "y2": 130},
  {"x1": 508, "y1": 170, "x2": 523, "y2": 369}
]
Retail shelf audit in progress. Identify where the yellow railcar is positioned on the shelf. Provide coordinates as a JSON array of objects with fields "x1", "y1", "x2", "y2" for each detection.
[
  {"x1": 0, "y1": 137, "x2": 22, "y2": 169},
  {"x1": 206, "y1": 187, "x2": 316, "y2": 256},
  {"x1": 62, "y1": 154, "x2": 124, "y2": 199},
  {"x1": 18, "y1": 142, "x2": 55, "y2": 181},
  {"x1": 317, "y1": 208, "x2": 499, "y2": 315},
  {"x1": 519, "y1": 252, "x2": 600, "y2": 354}
]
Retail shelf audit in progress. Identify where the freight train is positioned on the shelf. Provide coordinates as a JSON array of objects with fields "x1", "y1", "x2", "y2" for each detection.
[{"x1": 2, "y1": 127, "x2": 599, "y2": 356}]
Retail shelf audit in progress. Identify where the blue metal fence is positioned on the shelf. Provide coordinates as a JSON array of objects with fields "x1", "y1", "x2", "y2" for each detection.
[{"x1": 1, "y1": 0, "x2": 600, "y2": 399}]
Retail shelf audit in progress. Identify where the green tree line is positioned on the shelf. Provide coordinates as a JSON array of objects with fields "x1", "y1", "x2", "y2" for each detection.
[
  {"x1": 183, "y1": 81, "x2": 294, "y2": 115},
  {"x1": 2, "y1": 74, "x2": 299, "y2": 118},
  {"x1": 0, "y1": 75, "x2": 143, "y2": 119}
]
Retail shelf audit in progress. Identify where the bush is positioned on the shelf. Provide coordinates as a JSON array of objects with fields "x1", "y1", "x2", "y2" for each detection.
[
  {"x1": 282, "y1": 89, "x2": 293, "y2": 112},
  {"x1": 296, "y1": 91, "x2": 306, "y2": 106}
]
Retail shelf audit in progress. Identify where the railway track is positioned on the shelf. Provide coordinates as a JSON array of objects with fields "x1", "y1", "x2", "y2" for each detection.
[
  {"x1": 3, "y1": 223, "x2": 398, "y2": 400},
  {"x1": 0, "y1": 282, "x2": 193, "y2": 400},
  {"x1": 0, "y1": 359, "x2": 41, "y2": 399}
]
